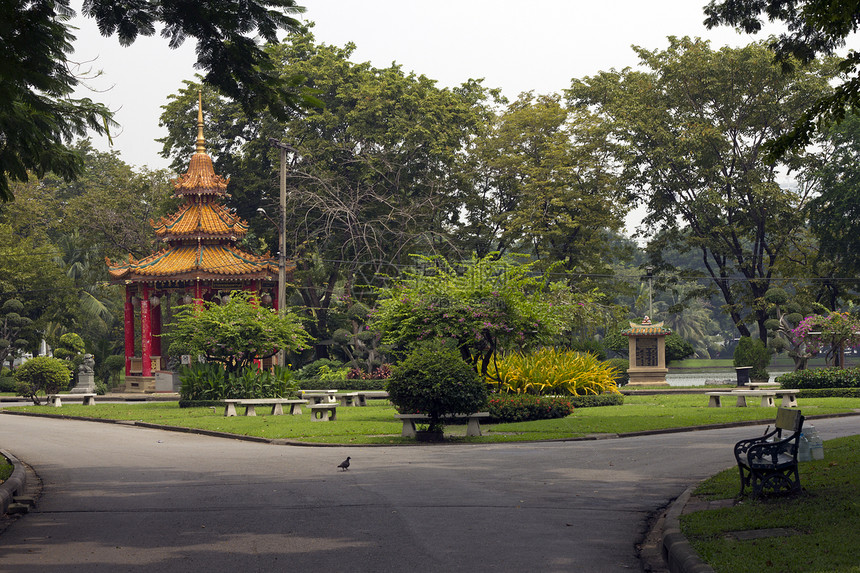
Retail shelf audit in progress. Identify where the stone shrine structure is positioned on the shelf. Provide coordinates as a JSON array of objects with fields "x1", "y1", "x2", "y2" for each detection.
[
  {"x1": 107, "y1": 94, "x2": 291, "y2": 391},
  {"x1": 621, "y1": 316, "x2": 671, "y2": 386}
]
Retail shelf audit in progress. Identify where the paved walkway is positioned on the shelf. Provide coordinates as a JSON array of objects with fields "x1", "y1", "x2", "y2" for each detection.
[{"x1": 1, "y1": 413, "x2": 859, "y2": 572}]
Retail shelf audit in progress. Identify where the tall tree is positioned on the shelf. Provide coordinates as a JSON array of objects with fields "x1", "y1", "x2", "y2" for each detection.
[
  {"x1": 704, "y1": 0, "x2": 860, "y2": 155},
  {"x1": 0, "y1": 0, "x2": 308, "y2": 203},
  {"x1": 459, "y1": 92, "x2": 630, "y2": 276},
  {"x1": 568, "y1": 38, "x2": 833, "y2": 342},
  {"x1": 158, "y1": 31, "x2": 490, "y2": 346}
]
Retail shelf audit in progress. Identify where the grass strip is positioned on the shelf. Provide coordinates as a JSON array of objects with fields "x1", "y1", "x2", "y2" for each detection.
[
  {"x1": 681, "y1": 435, "x2": 860, "y2": 573},
  {"x1": 3, "y1": 395, "x2": 859, "y2": 444}
]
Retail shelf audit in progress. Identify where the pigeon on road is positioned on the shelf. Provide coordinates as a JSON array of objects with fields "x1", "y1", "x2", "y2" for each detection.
[{"x1": 338, "y1": 456, "x2": 351, "y2": 471}]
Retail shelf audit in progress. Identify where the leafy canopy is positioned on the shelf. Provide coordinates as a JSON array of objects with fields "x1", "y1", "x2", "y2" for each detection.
[
  {"x1": 1, "y1": 0, "x2": 309, "y2": 202},
  {"x1": 369, "y1": 253, "x2": 602, "y2": 378},
  {"x1": 704, "y1": 0, "x2": 860, "y2": 155},
  {"x1": 166, "y1": 290, "x2": 311, "y2": 372}
]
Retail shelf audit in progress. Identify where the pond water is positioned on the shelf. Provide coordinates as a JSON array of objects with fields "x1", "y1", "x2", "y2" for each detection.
[{"x1": 665, "y1": 369, "x2": 790, "y2": 387}]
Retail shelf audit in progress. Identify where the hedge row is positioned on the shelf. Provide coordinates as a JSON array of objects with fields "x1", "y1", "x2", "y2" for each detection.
[
  {"x1": 776, "y1": 367, "x2": 860, "y2": 389},
  {"x1": 797, "y1": 388, "x2": 860, "y2": 398},
  {"x1": 485, "y1": 393, "x2": 622, "y2": 423},
  {"x1": 298, "y1": 378, "x2": 388, "y2": 391}
]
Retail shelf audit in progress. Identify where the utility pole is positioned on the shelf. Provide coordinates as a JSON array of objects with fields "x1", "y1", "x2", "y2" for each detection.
[
  {"x1": 268, "y1": 138, "x2": 296, "y2": 366},
  {"x1": 645, "y1": 265, "x2": 654, "y2": 319}
]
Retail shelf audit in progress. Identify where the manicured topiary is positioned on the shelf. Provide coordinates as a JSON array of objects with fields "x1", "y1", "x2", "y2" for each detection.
[
  {"x1": 386, "y1": 341, "x2": 488, "y2": 434},
  {"x1": 733, "y1": 336, "x2": 771, "y2": 381},
  {"x1": 14, "y1": 356, "x2": 72, "y2": 405}
]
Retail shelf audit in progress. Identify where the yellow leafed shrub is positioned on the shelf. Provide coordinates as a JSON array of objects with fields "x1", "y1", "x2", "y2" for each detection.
[{"x1": 488, "y1": 348, "x2": 620, "y2": 396}]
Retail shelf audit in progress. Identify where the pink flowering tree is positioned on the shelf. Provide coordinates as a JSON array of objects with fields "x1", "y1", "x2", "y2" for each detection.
[
  {"x1": 369, "y1": 253, "x2": 601, "y2": 379},
  {"x1": 793, "y1": 312, "x2": 860, "y2": 368}
]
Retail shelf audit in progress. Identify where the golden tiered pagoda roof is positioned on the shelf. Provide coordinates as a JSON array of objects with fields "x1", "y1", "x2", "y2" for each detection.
[
  {"x1": 107, "y1": 243, "x2": 283, "y2": 281},
  {"x1": 172, "y1": 153, "x2": 229, "y2": 196},
  {"x1": 107, "y1": 92, "x2": 285, "y2": 284},
  {"x1": 153, "y1": 199, "x2": 249, "y2": 240}
]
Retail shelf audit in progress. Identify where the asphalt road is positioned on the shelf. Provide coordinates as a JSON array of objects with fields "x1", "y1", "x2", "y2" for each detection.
[{"x1": 1, "y1": 413, "x2": 858, "y2": 572}]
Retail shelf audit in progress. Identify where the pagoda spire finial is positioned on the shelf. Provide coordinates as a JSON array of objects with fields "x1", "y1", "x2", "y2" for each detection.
[{"x1": 195, "y1": 90, "x2": 206, "y2": 154}]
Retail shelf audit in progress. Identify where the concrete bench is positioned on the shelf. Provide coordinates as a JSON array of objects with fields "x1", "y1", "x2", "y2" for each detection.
[
  {"x1": 706, "y1": 389, "x2": 799, "y2": 408},
  {"x1": 336, "y1": 391, "x2": 389, "y2": 407},
  {"x1": 395, "y1": 412, "x2": 490, "y2": 437},
  {"x1": 222, "y1": 398, "x2": 307, "y2": 417},
  {"x1": 743, "y1": 382, "x2": 780, "y2": 390},
  {"x1": 309, "y1": 403, "x2": 338, "y2": 421},
  {"x1": 299, "y1": 390, "x2": 338, "y2": 404},
  {"x1": 48, "y1": 393, "x2": 96, "y2": 407}
]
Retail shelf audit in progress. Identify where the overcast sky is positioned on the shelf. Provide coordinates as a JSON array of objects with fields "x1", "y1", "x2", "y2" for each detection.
[{"x1": 71, "y1": 1, "x2": 776, "y2": 173}]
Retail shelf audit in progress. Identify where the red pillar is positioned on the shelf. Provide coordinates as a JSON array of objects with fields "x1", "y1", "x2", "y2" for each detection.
[
  {"x1": 151, "y1": 295, "x2": 162, "y2": 359},
  {"x1": 194, "y1": 280, "x2": 203, "y2": 309},
  {"x1": 141, "y1": 284, "x2": 152, "y2": 377},
  {"x1": 124, "y1": 286, "x2": 135, "y2": 376}
]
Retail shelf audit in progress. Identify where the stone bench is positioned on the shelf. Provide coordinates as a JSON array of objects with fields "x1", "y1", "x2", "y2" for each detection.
[
  {"x1": 309, "y1": 403, "x2": 338, "y2": 421},
  {"x1": 395, "y1": 412, "x2": 490, "y2": 438},
  {"x1": 706, "y1": 389, "x2": 799, "y2": 408},
  {"x1": 222, "y1": 398, "x2": 308, "y2": 417},
  {"x1": 734, "y1": 408, "x2": 804, "y2": 498},
  {"x1": 48, "y1": 393, "x2": 96, "y2": 407},
  {"x1": 299, "y1": 390, "x2": 339, "y2": 404},
  {"x1": 337, "y1": 391, "x2": 390, "y2": 407}
]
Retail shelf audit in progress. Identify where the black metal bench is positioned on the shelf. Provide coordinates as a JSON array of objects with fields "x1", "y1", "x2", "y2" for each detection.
[{"x1": 734, "y1": 407, "x2": 805, "y2": 499}]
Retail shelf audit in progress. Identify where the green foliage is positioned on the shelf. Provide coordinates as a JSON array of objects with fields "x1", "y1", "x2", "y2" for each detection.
[
  {"x1": 488, "y1": 348, "x2": 621, "y2": 396},
  {"x1": 486, "y1": 394, "x2": 575, "y2": 423},
  {"x1": 733, "y1": 336, "x2": 771, "y2": 380},
  {"x1": 298, "y1": 378, "x2": 387, "y2": 391},
  {"x1": 14, "y1": 356, "x2": 72, "y2": 404},
  {"x1": 0, "y1": 298, "x2": 34, "y2": 367},
  {"x1": 567, "y1": 339, "x2": 607, "y2": 361},
  {"x1": 167, "y1": 290, "x2": 311, "y2": 373},
  {"x1": 295, "y1": 359, "x2": 347, "y2": 381},
  {"x1": 569, "y1": 38, "x2": 832, "y2": 342},
  {"x1": 777, "y1": 367, "x2": 860, "y2": 389},
  {"x1": 0, "y1": 373, "x2": 17, "y2": 392},
  {"x1": 54, "y1": 332, "x2": 84, "y2": 361},
  {"x1": 371, "y1": 253, "x2": 602, "y2": 378},
  {"x1": 179, "y1": 363, "x2": 298, "y2": 401},
  {"x1": 797, "y1": 387, "x2": 860, "y2": 398},
  {"x1": 100, "y1": 355, "x2": 125, "y2": 389},
  {"x1": 386, "y1": 342, "x2": 489, "y2": 433},
  {"x1": 315, "y1": 364, "x2": 349, "y2": 382},
  {"x1": 665, "y1": 333, "x2": 695, "y2": 363},
  {"x1": 604, "y1": 358, "x2": 630, "y2": 386},
  {"x1": 705, "y1": 0, "x2": 860, "y2": 155},
  {"x1": 1, "y1": 0, "x2": 311, "y2": 202}
]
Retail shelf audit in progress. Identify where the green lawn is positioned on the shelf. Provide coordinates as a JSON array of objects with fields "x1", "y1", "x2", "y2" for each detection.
[
  {"x1": 682, "y1": 435, "x2": 860, "y2": 572},
  {"x1": 5, "y1": 394, "x2": 859, "y2": 444}
]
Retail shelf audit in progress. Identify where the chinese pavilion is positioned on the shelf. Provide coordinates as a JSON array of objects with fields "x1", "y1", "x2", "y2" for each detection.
[
  {"x1": 107, "y1": 94, "x2": 290, "y2": 391},
  {"x1": 621, "y1": 316, "x2": 672, "y2": 386}
]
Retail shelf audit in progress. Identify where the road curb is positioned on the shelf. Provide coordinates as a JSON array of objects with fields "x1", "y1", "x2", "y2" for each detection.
[
  {"x1": 0, "y1": 449, "x2": 27, "y2": 515},
  {"x1": 660, "y1": 484, "x2": 715, "y2": 573}
]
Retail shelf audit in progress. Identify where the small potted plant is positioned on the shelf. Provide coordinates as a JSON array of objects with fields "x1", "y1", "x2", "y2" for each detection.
[{"x1": 386, "y1": 341, "x2": 488, "y2": 441}]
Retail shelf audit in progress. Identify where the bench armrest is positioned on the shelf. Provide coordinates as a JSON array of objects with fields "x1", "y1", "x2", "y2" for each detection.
[
  {"x1": 742, "y1": 433, "x2": 798, "y2": 466},
  {"x1": 734, "y1": 429, "x2": 777, "y2": 460}
]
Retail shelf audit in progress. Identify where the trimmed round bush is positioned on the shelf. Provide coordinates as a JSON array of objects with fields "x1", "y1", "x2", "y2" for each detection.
[
  {"x1": 733, "y1": 336, "x2": 771, "y2": 381},
  {"x1": 386, "y1": 342, "x2": 488, "y2": 433},
  {"x1": 14, "y1": 356, "x2": 72, "y2": 404}
]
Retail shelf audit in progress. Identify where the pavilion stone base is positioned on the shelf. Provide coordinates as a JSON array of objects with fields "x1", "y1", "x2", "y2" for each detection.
[
  {"x1": 123, "y1": 375, "x2": 157, "y2": 393},
  {"x1": 626, "y1": 368, "x2": 669, "y2": 387}
]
